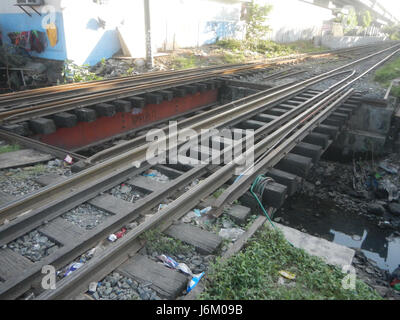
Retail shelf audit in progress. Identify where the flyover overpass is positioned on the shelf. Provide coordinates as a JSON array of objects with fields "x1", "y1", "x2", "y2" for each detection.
[{"x1": 302, "y1": 0, "x2": 399, "y2": 25}]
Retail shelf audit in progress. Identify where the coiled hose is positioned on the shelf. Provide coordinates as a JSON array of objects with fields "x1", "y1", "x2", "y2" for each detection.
[
  {"x1": 250, "y1": 175, "x2": 277, "y2": 230},
  {"x1": 250, "y1": 175, "x2": 294, "y2": 246}
]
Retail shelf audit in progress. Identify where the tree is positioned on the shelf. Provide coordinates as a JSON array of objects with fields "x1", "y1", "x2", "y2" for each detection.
[
  {"x1": 345, "y1": 8, "x2": 358, "y2": 30},
  {"x1": 361, "y1": 10, "x2": 372, "y2": 29},
  {"x1": 244, "y1": 0, "x2": 273, "y2": 50},
  {"x1": 383, "y1": 24, "x2": 400, "y2": 40}
]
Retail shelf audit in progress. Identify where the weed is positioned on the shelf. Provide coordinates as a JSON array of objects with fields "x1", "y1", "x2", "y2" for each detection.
[
  {"x1": 12, "y1": 164, "x2": 48, "y2": 181},
  {"x1": 213, "y1": 188, "x2": 226, "y2": 199},
  {"x1": 374, "y1": 57, "x2": 400, "y2": 97},
  {"x1": 216, "y1": 39, "x2": 244, "y2": 51},
  {"x1": 201, "y1": 227, "x2": 381, "y2": 300},
  {"x1": 140, "y1": 229, "x2": 192, "y2": 256},
  {"x1": 171, "y1": 56, "x2": 199, "y2": 70},
  {"x1": 288, "y1": 40, "x2": 328, "y2": 54},
  {"x1": 126, "y1": 67, "x2": 135, "y2": 76},
  {"x1": 63, "y1": 60, "x2": 103, "y2": 83},
  {"x1": 0, "y1": 144, "x2": 20, "y2": 154},
  {"x1": 216, "y1": 39, "x2": 324, "y2": 59},
  {"x1": 222, "y1": 53, "x2": 246, "y2": 64}
]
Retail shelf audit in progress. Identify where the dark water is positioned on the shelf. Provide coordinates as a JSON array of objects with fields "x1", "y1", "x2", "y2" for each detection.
[{"x1": 275, "y1": 196, "x2": 400, "y2": 273}]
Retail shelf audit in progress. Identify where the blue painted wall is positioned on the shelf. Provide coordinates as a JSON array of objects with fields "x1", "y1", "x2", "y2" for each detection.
[
  {"x1": 0, "y1": 12, "x2": 67, "y2": 61},
  {"x1": 82, "y1": 29, "x2": 121, "y2": 66}
]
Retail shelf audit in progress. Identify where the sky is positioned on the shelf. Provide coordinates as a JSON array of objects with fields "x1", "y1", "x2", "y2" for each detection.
[
  {"x1": 379, "y1": 0, "x2": 400, "y2": 21},
  {"x1": 256, "y1": 0, "x2": 400, "y2": 23}
]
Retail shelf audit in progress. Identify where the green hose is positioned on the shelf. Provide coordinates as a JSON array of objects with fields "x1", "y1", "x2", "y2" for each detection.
[
  {"x1": 250, "y1": 175, "x2": 277, "y2": 230},
  {"x1": 250, "y1": 175, "x2": 294, "y2": 247}
]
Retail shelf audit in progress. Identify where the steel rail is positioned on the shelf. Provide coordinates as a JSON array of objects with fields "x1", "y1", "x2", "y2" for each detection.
[
  {"x1": 5, "y1": 45, "x2": 397, "y2": 299},
  {"x1": 0, "y1": 80, "x2": 345, "y2": 299},
  {"x1": 0, "y1": 63, "x2": 248, "y2": 99},
  {"x1": 0, "y1": 78, "x2": 328, "y2": 248},
  {"x1": 0, "y1": 164, "x2": 210, "y2": 299},
  {"x1": 0, "y1": 45, "x2": 398, "y2": 299},
  {"x1": 0, "y1": 129, "x2": 86, "y2": 162},
  {"x1": 0, "y1": 45, "x2": 398, "y2": 230},
  {"x1": 0, "y1": 68, "x2": 354, "y2": 225},
  {"x1": 212, "y1": 47, "x2": 400, "y2": 214},
  {"x1": 0, "y1": 42, "x2": 373, "y2": 105},
  {"x1": 86, "y1": 43, "x2": 400, "y2": 164},
  {"x1": 0, "y1": 42, "x2": 391, "y2": 121},
  {"x1": 34, "y1": 77, "x2": 355, "y2": 301},
  {"x1": 0, "y1": 73, "x2": 222, "y2": 123},
  {"x1": 0, "y1": 63, "x2": 262, "y2": 110}
]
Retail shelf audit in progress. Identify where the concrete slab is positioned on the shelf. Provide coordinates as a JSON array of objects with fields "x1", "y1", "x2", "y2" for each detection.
[
  {"x1": 303, "y1": 132, "x2": 330, "y2": 149},
  {"x1": 338, "y1": 129, "x2": 387, "y2": 154},
  {"x1": 53, "y1": 112, "x2": 78, "y2": 128},
  {"x1": 118, "y1": 255, "x2": 188, "y2": 299},
  {"x1": 1, "y1": 124, "x2": 30, "y2": 136},
  {"x1": 292, "y1": 142, "x2": 322, "y2": 164},
  {"x1": 271, "y1": 223, "x2": 355, "y2": 268},
  {"x1": 0, "y1": 149, "x2": 52, "y2": 170},
  {"x1": 263, "y1": 182, "x2": 287, "y2": 208},
  {"x1": 165, "y1": 223, "x2": 222, "y2": 254},
  {"x1": 241, "y1": 120, "x2": 266, "y2": 130},
  {"x1": 93, "y1": 103, "x2": 116, "y2": 118},
  {"x1": 0, "y1": 191, "x2": 15, "y2": 206},
  {"x1": 39, "y1": 217, "x2": 85, "y2": 246},
  {"x1": 253, "y1": 114, "x2": 278, "y2": 123},
  {"x1": 29, "y1": 118, "x2": 56, "y2": 135},
  {"x1": 127, "y1": 175, "x2": 165, "y2": 193},
  {"x1": 265, "y1": 168, "x2": 301, "y2": 196},
  {"x1": 75, "y1": 108, "x2": 97, "y2": 122},
  {"x1": 226, "y1": 205, "x2": 252, "y2": 225},
  {"x1": 34, "y1": 173, "x2": 66, "y2": 186},
  {"x1": 89, "y1": 194, "x2": 140, "y2": 217},
  {"x1": 0, "y1": 248, "x2": 35, "y2": 281},
  {"x1": 113, "y1": 100, "x2": 132, "y2": 113},
  {"x1": 276, "y1": 153, "x2": 313, "y2": 178}
]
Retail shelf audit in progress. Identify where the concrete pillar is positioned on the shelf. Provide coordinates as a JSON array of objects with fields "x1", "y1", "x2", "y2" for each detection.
[{"x1": 144, "y1": 0, "x2": 154, "y2": 69}]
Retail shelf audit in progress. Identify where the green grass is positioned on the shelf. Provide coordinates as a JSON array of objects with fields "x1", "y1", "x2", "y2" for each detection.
[
  {"x1": 288, "y1": 40, "x2": 328, "y2": 54},
  {"x1": 0, "y1": 144, "x2": 20, "y2": 154},
  {"x1": 213, "y1": 188, "x2": 226, "y2": 199},
  {"x1": 200, "y1": 227, "x2": 381, "y2": 300},
  {"x1": 216, "y1": 39, "x2": 325, "y2": 58},
  {"x1": 374, "y1": 57, "x2": 400, "y2": 97},
  {"x1": 171, "y1": 56, "x2": 199, "y2": 70},
  {"x1": 216, "y1": 39, "x2": 245, "y2": 52},
  {"x1": 140, "y1": 229, "x2": 193, "y2": 256},
  {"x1": 222, "y1": 53, "x2": 246, "y2": 64}
]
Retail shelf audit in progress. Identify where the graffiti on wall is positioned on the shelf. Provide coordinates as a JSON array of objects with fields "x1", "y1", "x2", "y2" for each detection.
[{"x1": 204, "y1": 20, "x2": 245, "y2": 43}]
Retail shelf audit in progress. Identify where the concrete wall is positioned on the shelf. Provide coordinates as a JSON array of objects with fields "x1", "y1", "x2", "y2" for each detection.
[
  {"x1": 335, "y1": 101, "x2": 395, "y2": 154},
  {"x1": 61, "y1": 0, "x2": 121, "y2": 65},
  {"x1": 0, "y1": 0, "x2": 67, "y2": 60},
  {"x1": 151, "y1": 0, "x2": 245, "y2": 50},
  {"x1": 318, "y1": 35, "x2": 389, "y2": 49},
  {"x1": 0, "y1": 0, "x2": 122, "y2": 64},
  {"x1": 263, "y1": 0, "x2": 334, "y2": 43}
]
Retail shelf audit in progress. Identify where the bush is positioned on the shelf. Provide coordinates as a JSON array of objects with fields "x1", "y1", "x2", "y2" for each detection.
[
  {"x1": 375, "y1": 57, "x2": 400, "y2": 97},
  {"x1": 63, "y1": 60, "x2": 103, "y2": 83},
  {"x1": 171, "y1": 56, "x2": 199, "y2": 70},
  {"x1": 201, "y1": 227, "x2": 382, "y2": 300},
  {"x1": 216, "y1": 39, "x2": 244, "y2": 51}
]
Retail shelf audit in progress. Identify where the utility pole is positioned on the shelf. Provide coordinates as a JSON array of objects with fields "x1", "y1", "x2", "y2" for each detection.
[{"x1": 144, "y1": 0, "x2": 154, "y2": 69}]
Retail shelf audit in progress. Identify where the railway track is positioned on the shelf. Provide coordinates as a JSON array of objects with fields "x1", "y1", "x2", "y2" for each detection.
[
  {"x1": 0, "y1": 44, "x2": 371, "y2": 107},
  {"x1": 0, "y1": 43, "x2": 399, "y2": 300},
  {"x1": 0, "y1": 42, "x2": 391, "y2": 124}
]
